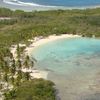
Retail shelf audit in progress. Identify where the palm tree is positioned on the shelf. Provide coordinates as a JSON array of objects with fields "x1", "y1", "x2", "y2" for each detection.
[
  {"x1": 9, "y1": 52, "x2": 13, "y2": 60},
  {"x1": 0, "y1": 83, "x2": 3, "y2": 90},
  {"x1": 16, "y1": 70, "x2": 23, "y2": 82},
  {"x1": 10, "y1": 76, "x2": 15, "y2": 85},
  {"x1": 23, "y1": 55, "x2": 34, "y2": 69},
  {"x1": 16, "y1": 44, "x2": 20, "y2": 59},
  {"x1": 16, "y1": 59, "x2": 22, "y2": 70},
  {"x1": 26, "y1": 55, "x2": 30, "y2": 61},
  {"x1": 12, "y1": 59, "x2": 15, "y2": 68},
  {"x1": 0, "y1": 60, "x2": 4, "y2": 72},
  {"x1": 23, "y1": 72, "x2": 31, "y2": 81},
  {"x1": 9, "y1": 67, "x2": 16, "y2": 76},
  {"x1": 3, "y1": 73, "x2": 8, "y2": 83},
  {"x1": 23, "y1": 60, "x2": 29, "y2": 69},
  {"x1": 15, "y1": 71, "x2": 23, "y2": 87},
  {"x1": 9, "y1": 59, "x2": 16, "y2": 76},
  {"x1": 3, "y1": 73, "x2": 9, "y2": 90},
  {"x1": 3, "y1": 61, "x2": 10, "y2": 74},
  {"x1": 31, "y1": 61, "x2": 34, "y2": 69}
]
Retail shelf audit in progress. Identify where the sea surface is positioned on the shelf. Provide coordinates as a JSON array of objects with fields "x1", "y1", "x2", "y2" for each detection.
[
  {"x1": 3, "y1": 0, "x2": 100, "y2": 7},
  {"x1": 32, "y1": 37, "x2": 100, "y2": 100}
]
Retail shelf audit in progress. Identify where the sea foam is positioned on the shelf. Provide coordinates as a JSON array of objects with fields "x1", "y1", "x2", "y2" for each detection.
[{"x1": 3, "y1": 0, "x2": 56, "y2": 7}]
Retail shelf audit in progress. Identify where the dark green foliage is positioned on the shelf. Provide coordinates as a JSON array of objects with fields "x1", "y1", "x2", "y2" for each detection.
[
  {"x1": 4, "y1": 89, "x2": 16, "y2": 100},
  {"x1": 4, "y1": 79, "x2": 55, "y2": 100},
  {"x1": 1, "y1": 7, "x2": 100, "y2": 100},
  {"x1": 0, "y1": 8, "x2": 13, "y2": 17},
  {"x1": 0, "y1": 8, "x2": 100, "y2": 51}
]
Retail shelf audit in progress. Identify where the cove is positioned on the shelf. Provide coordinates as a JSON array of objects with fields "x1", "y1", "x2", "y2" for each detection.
[{"x1": 31, "y1": 37, "x2": 100, "y2": 100}]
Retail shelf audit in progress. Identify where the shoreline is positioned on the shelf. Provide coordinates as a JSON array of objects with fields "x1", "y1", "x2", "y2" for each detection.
[
  {"x1": 10, "y1": 34, "x2": 80, "y2": 80},
  {"x1": 25, "y1": 34, "x2": 80, "y2": 56},
  {"x1": 1, "y1": 0, "x2": 100, "y2": 11},
  {"x1": 24, "y1": 34, "x2": 81, "y2": 79},
  {"x1": 10, "y1": 34, "x2": 81, "y2": 80}
]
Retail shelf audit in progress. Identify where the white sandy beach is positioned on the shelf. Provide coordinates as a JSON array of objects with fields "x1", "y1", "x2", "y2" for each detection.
[
  {"x1": 10, "y1": 34, "x2": 80, "y2": 80},
  {"x1": 25, "y1": 34, "x2": 80, "y2": 56},
  {"x1": 24, "y1": 34, "x2": 80, "y2": 79}
]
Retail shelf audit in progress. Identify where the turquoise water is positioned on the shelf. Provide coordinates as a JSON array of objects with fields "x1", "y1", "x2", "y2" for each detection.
[
  {"x1": 31, "y1": 37, "x2": 100, "y2": 100},
  {"x1": 32, "y1": 37, "x2": 100, "y2": 74}
]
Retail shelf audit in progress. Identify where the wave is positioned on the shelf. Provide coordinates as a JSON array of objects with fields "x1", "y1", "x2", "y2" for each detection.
[
  {"x1": 3, "y1": 0, "x2": 56, "y2": 7},
  {"x1": 2, "y1": 0, "x2": 100, "y2": 10}
]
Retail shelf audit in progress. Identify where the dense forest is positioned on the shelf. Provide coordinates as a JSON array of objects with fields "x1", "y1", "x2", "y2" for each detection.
[
  {"x1": 0, "y1": 7, "x2": 100, "y2": 48},
  {"x1": 0, "y1": 7, "x2": 100, "y2": 100}
]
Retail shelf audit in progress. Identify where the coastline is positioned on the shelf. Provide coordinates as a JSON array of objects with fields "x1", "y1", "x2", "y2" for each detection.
[
  {"x1": 1, "y1": 0, "x2": 100, "y2": 11},
  {"x1": 10, "y1": 34, "x2": 80, "y2": 80},
  {"x1": 0, "y1": 0, "x2": 63, "y2": 11},
  {"x1": 24, "y1": 34, "x2": 80, "y2": 79},
  {"x1": 25, "y1": 34, "x2": 80, "y2": 56}
]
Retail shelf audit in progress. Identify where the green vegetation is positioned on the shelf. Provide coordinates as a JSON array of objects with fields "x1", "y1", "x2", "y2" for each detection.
[
  {"x1": 0, "y1": 42, "x2": 55, "y2": 100},
  {"x1": 0, "y1": 8, "x2": 100, "y2": 48},
  {"x1": 4, "y1": 79, "x2": 55, "y2": 100},
  {"x1": 0, "y1": 7, "x2": 100, "y2": 100}
]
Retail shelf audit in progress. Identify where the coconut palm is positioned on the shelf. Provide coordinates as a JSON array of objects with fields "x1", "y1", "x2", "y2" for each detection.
[
  {"x1": 23, "y1": 59, "x2": 29, "y2": 69},
  {"x1": 16, "y1": 44, "x2": 20, "y2": 59},
  {"x1": 11, "y1": 59, "x2": 15, "y2": 68},
  {"x1": 3, "y1": 73, "x2": 8, "y2": 83},
  {"x1": 9, "y1": 67, "x2": 16, "y2": 76},
  {"x1": 3, "y1": 73, "x2": 9, "y2": 90},
  {"x1": 0, "y1": 83, "x2": 3, "y2": 90},
  {"x1": 3, "y1": 61, "x2": 10, "y2": 74},
  {"x1": 9, "y1": 52, "x2": 13, "y2": 60},
  {"x1": 10, "y1": 76, "x2": 15, "y2": 85},
  {"x1": 26, "y1": 55, "x2": 30, "y2": 61},
  {"x1": 31, "y1": 61, "x2": 34, "y2": 69},
  {"x1": 23, "y1": 72, "x2": 31, "y2": 81},
  {"x1": 16, "y1": 70, "x2": 23, "y2": 82},
  {"x1": 16, "y1": 59, "x2": 22, "y2": 70}
]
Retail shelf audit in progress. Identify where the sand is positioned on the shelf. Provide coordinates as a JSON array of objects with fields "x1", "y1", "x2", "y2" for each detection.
[
  {"x1": 24, "y1": 34, "x2": 80, "y2": 79},
  {"x1": 10, "y1": 34, "x2": 80, "y2": 80},
  {"x1": 25, "y1": 34, "x2": 80, "y2": 56}
]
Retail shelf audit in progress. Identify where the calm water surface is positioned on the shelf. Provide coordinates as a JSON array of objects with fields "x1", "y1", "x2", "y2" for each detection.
[
  {"x1": 32, "y1": 37, "x2": 100, "y2": 100},
  {"x1": 20, "y1": 0, "x2": 100, "y2": 7}
]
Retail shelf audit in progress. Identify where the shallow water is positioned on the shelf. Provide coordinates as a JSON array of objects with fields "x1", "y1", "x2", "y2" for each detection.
[{"x1": 32, "y1": 37, "x2": 100, "y2": 100}]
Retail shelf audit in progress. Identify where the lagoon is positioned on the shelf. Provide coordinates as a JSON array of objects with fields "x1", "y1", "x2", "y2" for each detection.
[
  {"x1": 32, "y1": 37, "x2": 100, "y2": 100},
  {"x1": 32, "y1": 37, "x2": 100, "y2": 74}
]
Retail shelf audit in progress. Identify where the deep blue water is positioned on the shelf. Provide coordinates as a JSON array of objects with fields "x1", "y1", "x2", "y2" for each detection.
[{"x1": 20, "y1": 0, "x2": 100, "y2": 7}]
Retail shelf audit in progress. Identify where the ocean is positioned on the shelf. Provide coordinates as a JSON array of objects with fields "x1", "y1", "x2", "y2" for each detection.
[{"x1": 3, "y1": 0, "x2": 100, "y2": 7}]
